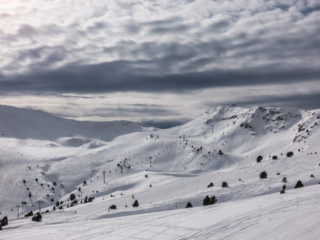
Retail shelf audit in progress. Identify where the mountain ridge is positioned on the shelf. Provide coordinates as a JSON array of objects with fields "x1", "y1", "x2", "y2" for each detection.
[
  {"x1": 0, "y1": 104, "x2": 145, "y2": 141},
  {"x1": 0, "y1": 104, "x2": 319, "y2": 240}
]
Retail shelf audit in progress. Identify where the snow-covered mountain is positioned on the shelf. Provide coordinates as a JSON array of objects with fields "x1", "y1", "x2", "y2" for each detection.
[
  {"x1": 0, "y1": 105, "x2": 319, "y2": 239},
  {"x1": 0, "y1": 105, "x2": 144, "y2": 141}
]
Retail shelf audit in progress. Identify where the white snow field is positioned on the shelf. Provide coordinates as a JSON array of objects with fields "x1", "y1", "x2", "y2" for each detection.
[{"x1": 0, "y1": 104, "x2": 319, "y2": 239}]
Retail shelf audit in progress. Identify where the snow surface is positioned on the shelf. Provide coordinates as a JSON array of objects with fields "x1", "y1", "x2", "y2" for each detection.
[{"x1": 0, "y1": 104, "x2": 319, "y2": 239}]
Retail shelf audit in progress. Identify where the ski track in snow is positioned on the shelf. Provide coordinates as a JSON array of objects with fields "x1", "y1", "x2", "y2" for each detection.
[{"x1": 2, "y1": 186, "x2": 320, "y2": 240}]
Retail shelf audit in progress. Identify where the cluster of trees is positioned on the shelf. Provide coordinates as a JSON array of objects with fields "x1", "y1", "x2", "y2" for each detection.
[
  {"x1": 0, "y1": 216, "x2": 8, "y2": 230},
  {"x1": 203, "y1": 195, "x2": 217, "y2": 206},
  {"x1": 31, "y1": 212, "x2": 42, "y2": 222},
  {"x1": 256, "y1": 151, "x2": 294, "y2": 163}
]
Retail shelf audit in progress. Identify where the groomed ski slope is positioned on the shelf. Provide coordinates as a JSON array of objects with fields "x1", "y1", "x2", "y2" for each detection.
[
  {"x1": 0, "y1": 104, "x2": 319, "y2": 239},
  {"x1": 2, "y1": 185, "x2": 320, "y2": 240}
]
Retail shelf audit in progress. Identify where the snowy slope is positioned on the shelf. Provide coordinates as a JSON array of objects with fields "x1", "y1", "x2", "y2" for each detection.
[
  {"x1": 0, "y1": 105, "x2": 144, "y2": 141},
  {"x1": 0, "y1": 105, "x2": 319, "y2": 239},
  {"x1": 2, "y1": 185, "x2": 320, "y2": 240}
]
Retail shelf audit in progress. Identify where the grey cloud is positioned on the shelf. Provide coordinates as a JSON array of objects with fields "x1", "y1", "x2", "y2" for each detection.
[
  {"x1": 123, "y1": 22, "x2": 142, "y2": 35},
  {"x1": 2, "y1": 24, "x2": 64, "y2": 44},
  {"x1": 300, "y1": 4, "x2": 320, "y2": 15},
  {"x1": 95, "y1": 106, "x2": 179, "y2": 117},
  {"x1": 86, "y1": 22, "x2": 109, "y2": 34},
  {"x1": 18, "y1": 24, "x2": 38, "y2": 37},
  {"x1": 143, "y1": 16, "x2": 183, "y2": 27},
  {"x1": 122, "y1": 16, "x2": 186, "y2": 36},
  {"x1": 274, "y1": 4, "x2": 290, "y2": 11},
  {"x1": 57, "y1": 104, "x2": 179, "y2": 120},
  {"x1": 41, "y1": 24, "x2": 64, "y2": 37},
  {"x1": 141, "y1": 119, "x2": 189, "y2": 129},
  {"x1": 4, "y1": 46, "x2": 67, "y2": 74},
  {"x1": 208, "y1": 20, "x2": 232, "y2": 33},
  {"x1": 0, "y1": 13, "x2": 11, "y2": 19},
  {"x1": 0, "y1": 0, "x2": 320, "y2": 109},
  {"x1": 1, "y1": 59, "x2": 320, "y2": 93},
  {"x1": 62, "y1": 95, "x2": 96, "y2": 100},
  {"x1": 148, "y1": 24, "x2": 190, "y2": 35},
  {"x1": 205, "y1": 93, "x2": 320, "y2": 110}
]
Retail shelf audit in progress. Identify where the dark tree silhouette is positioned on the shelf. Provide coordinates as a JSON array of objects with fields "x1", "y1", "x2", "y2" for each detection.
[
  {"x1": 286, "y1": 151, "x2": 294, "y2": 157},
  {"x1": 260, "y1": 171, "x2": 267, "y2": 179},
  {"x1": 70, "y1": 193, "x2": 76, "y2": 201},
  {"x1": 203, "y1": 195, "x2": 217, "y2": 206},
  {"x1": 1, "y1": 216, "x2": 8, "y2": 226},
  {"x1": 32, "y1": 212, "x2": 42, "y2": 222},
  {"x1": 256, "y1": 156, "x2": 263, "y2": 163},
  {"x1": 221, "y1": 181, "x2": 228, "y2": 187},
  {"x1": 132, "y1": 200, "x2": 139, "y2": 207},
  {"x1": 207, "y1": 182, "x2": 214, "y2": 188},
  {"x1": 294, "y1": 180, "x2": 304, "y2": 188},
  {"x1": 109, "y1": 204, "x2": 117, "y2": 210},
  {"x1": 185, "y1": 202, "x2": 193, "y2": 208},
  {"x1": 25, "y1": 211, "x2": 33, "y2": 217}
]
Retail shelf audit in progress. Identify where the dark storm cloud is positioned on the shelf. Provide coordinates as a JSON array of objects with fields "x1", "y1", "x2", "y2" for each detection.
[
  {"x1": 94, "y1": 106, "x2": 179, "y2": 117},
  {"x1": 89, "y1": 104, "x2": 185, "y2": 128},
  {"x1": 141, "y1": 119, "x2": 189, "y2": 129},
  {"x1": 301, "y1": 5, "x2": 320, "y2": 15},
  {"x1": 1, "y1": 60, "x2": 319, "y2": 93},
  {"x1": 56, "y1": 103, "x2": 179, "y2": 120},
  {"x1": 205, "y1": 93, "x2": 320, "y2": 110}
]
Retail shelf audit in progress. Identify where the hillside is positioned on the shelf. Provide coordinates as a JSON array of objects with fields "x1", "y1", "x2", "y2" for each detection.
[
  {"x1": 0, "y1": 105, "x2": 319, "y2": 239},
  {"x1": 0, "y1": 105, "x2": 144, "y2": 141}
]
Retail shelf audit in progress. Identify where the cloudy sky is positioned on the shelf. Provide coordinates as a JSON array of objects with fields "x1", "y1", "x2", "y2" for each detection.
[{"x1": 0, "y1": 0, "x2": 320, "y2": 126}]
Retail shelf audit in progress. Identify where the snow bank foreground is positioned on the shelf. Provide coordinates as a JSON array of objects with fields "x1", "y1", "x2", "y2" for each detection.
[{"x1": 2, "y1": 185, "x2": 320, "y2": 240}]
